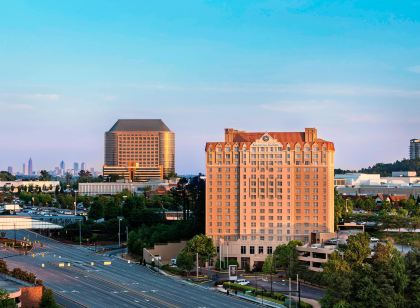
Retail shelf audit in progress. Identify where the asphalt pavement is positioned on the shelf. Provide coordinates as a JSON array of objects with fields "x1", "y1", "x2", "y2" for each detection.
[
  {"x1": 0, "y1": 230, "x2": 260, "y2": 308},
  {"x1": 246, "y1": 277, "x2": 325, "y2": 300}
]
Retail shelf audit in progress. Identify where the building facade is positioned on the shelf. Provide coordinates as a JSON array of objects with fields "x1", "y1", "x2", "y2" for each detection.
[
  {"x1": 205, "y1": 128, "x2": 335, "y2": 269},
  {"x1": 410, "y1": 139, "x2": 420, "y2": 159},
  {"x1": 103, "y1": 119, "x2": 175, "y2": 182}
]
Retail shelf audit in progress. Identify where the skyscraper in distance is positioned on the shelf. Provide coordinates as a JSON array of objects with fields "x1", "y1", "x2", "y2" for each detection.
[
  {"x1": 28, "y1": 158, "x2": 33, "y2": 176},
  {"x1": 7, "y1": 166, "x2": 13, "y2": 175},
  {"x1": 81, "y1": 162, "x2": 86, "y2": 171},
  {"x1": 410, "y1": 139, "x2": 420, "y2": 159},
  {"x1": 59, "y1": 160, "x2": 65, "y2": 176},
  {"x1": 205, "y1": 128, "x2": 335, "y2": 269},
  {"x1": 103, "y1": 119, "x2": 175, "y2": 181},
  {"x1": 22, "y1": 163, "x2": 26, "y2": 175},
  {"x1": 73, "y1": 162, "x2": 79, "y2": 175}
]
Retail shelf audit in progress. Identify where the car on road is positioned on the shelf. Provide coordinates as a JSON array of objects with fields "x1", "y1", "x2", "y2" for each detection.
[
  {"x1": 325, "y1": 238, "x2": 338, "y2": 245},
  {"x1": 235, "y1": 279, "x2": 250, "y2": 285}
]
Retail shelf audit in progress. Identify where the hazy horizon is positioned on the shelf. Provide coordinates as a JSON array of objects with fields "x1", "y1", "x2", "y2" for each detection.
[{"x1": 1, "y1": 1, "x2": 419, "y2": 174}]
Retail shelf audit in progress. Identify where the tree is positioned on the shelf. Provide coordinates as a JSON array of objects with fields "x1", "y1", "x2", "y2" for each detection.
[
  {"x1": 78, "y1": 170, "x2": 93, "y2": 183},
  {"x1": 321, "y1": 252, "x2": 353, "y2": 308},
  {"x1": 0, "y1": 260, "x2": 7, "y2": 274},
  {"x1": 321, "y1": 234, "x2": 410, "y2": 308},
  {"x1": 0, "y1": 289, "x2": 15, "y2": 308},
  {"x1": 0, "y1": 171, "x2": 16, "y2": 181},
  {"x1": 40, "y1": 287, "x2": 59, "y2": 308},
  {"x1": 371, "y1": 243, "x2": 408, "y2": 307},
  {"x1": 359, "y1": 158, "x2": 420, "y2": 177},
  {"x1": 344, "y1": 233, "x2": 371, "y2": 266},
  {"x1": 38, "y1": 170, "x2": 52, "y2": 181},
  {"x1": 176, "y1": 249, "x2": 194, "y2": 276},
  {"x1": 88, "y1": 201, "x2": 104, "y2": 220},
  {"x1": 405, "y1": 249, "x2": 420, "y2": 308},
  {"x1": 64, "y1": 172, "x2": 73, "y2": 185},
  {"x1": 184, "y1": 234, "x2": 216, "y2": 265},
  {"x1": 273, "y1": 240, "x2": 302, "y2": 277},
  {"x1": 262, "y1": 255, "x2": 275, "y2": 274}
]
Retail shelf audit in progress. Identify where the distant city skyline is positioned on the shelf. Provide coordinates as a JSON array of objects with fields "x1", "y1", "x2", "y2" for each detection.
[
  {"x1": 5, "y1": 158, "x2": 95, "y2": 176},
  {"x1": 0, "y1": 1, "x2": 419, "y2": 174}
]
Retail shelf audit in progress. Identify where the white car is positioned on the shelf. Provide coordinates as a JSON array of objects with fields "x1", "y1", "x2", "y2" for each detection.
[
  {"x1": 235, "y1": 279, "x2": 250, "y2": 286},
  {"x1": 370, "y1": 237, "x2": 379, "y2": 243}
]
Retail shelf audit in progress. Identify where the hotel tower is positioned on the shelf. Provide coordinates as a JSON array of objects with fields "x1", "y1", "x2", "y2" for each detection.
[
  {"x1": 205, "y1": 128, "x2": 334, "y2": 269},
  {"x1": 103, "y1": 119, "x2": 175, "y2": 182}
]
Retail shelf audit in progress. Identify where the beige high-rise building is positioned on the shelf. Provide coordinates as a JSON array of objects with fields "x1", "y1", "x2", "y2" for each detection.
[
  {"x1": 205, "y1": 128, "x2": 335, "y2": 269},
  {"x1": 103, "y1": 119, "x2": 175, "y2": 182}
]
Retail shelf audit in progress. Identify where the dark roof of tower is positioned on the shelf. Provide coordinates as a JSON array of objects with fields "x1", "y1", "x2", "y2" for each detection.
[{"x1": 108, "y1": 119, "x2": 171, "y2": 132}]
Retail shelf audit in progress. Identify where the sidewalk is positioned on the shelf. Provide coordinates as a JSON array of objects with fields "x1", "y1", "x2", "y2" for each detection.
[{"x1": 291, "y1": 296, "x2": 321, "y2": 308}]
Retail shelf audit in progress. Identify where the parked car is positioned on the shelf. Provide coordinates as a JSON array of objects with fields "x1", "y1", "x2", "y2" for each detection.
[
  {"x1": 235, "y1": 279, "x2": 250, "y2": 286},
  {"x1": 370, "y1": 237, "x2": 379, "y2": 243},
  {"x1": 325, "y1": 238, "x2": 338, "y2": 245}
]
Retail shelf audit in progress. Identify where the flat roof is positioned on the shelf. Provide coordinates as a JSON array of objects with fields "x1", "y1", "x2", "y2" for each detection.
[{"x1": 108, "y1": 119, "x2": 171, "y2": 132}]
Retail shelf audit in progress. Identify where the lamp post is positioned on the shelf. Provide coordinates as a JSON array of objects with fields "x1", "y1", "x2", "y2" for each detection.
[
  {"x1": 73, "y1": 190, "x2": 78, "y2": 216},
  {"x1": 118, "y1": 218, "x2": 123, "y2": 248},
  {"x1": 79, "y1": 219, "x2": 82, "y2": 247},
  {"x1": 126, "y1": 226, "x2": 129, "y2": 245}
]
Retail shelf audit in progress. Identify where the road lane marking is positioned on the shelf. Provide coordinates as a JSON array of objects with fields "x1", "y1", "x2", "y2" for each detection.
[{"x1": 54, "y1": 266, "x2": 179, "y2": 308}]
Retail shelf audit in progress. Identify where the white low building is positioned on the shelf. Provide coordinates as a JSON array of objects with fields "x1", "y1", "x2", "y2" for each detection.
[
  {"x1": 335, "y1": 172, "x2": 420, "y2": 197},
  {"x1": 78, "y1": 180, "x2": 174, "y2": 196}
]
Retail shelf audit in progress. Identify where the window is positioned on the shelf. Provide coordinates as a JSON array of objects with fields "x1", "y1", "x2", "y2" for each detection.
[
  {"x1": 250, "y1": 246, "x2": 255, "y2": 254},
  {"x1": 258, "y1": 246, "x2": 264, "y2": 254},
  {"x1": 267, "y1": 246, "x2": 273, "y2": 254},
  {"x1": 241, "y1": 246, "x2": 246, "y2": 254}
]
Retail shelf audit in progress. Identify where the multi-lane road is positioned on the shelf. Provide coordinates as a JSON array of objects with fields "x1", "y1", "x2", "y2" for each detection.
[{"x1": 0, "y1": 230, "x2": 259, "y2": 307}]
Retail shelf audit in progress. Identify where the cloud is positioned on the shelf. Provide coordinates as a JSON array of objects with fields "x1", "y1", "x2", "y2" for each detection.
[
  {"x1": 102, "y1": 95, "x2": 117, "y2": 102},
  {"x1": 260, "y1": 100, "x2": 335, "y2": 113},
  {"x1": 408, "y1": 65, "x2": 420, "y2": 74},
  {"x1": 0, "y1": 102, "x2": 34, "y2": 110},
  {"x1": 23, "y1": 93, "x2": 61, "y2": 101},
  {"x1": 123, "y1": 83, "x2": 420, "y2": 98}
]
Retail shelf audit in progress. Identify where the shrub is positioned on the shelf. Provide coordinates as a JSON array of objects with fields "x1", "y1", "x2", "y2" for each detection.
[
  {"x1": 40, "y1": 287, "x2": 59, "y2": 308},
  {"x1": 223, "y1": 282, "x2": 255, "y2": 293}
]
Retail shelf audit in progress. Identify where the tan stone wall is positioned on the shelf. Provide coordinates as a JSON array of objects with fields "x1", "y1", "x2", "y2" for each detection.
[{"x1": 143, "y1": 241, "x2": 187, "y2": 265}]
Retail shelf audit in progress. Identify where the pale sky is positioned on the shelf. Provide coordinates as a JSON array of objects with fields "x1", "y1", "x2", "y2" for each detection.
[{"x1": 0, "y1": 1, "x2": 419, "y2": 174}]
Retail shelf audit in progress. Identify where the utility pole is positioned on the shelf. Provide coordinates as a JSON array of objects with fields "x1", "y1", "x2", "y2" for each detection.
[
  {"x1": 289, "y1": 277, "x2": 292, "y2": 308},
  {"x1": 74, "y1": 190, "x2": 78, "y2": 216},
  {"x1": 79, "y1": 220, "x2": 82, "y2": 246},
  {"x1": 270, "y1": 257, "x2": 274, "y2": 295},
  {"x1": 298, "y1": 279, "x2": 301, "y2": 308},
  {"x1": 196, "y1": 252, "x2": 199, "y2": 279},
  {"x1": 118, "y1": 218, "x2": 122, "y2": 248},
  {"x1": 226, "y1": 241, "x2": 229, "y2": 269},
  {"x1": 297, "y1": 274, "x2": 299, "y2": 308},
  {"x1": 219, "y1": 242, "x2": 222, "y2": 271},
  {"x1": 126, "y1": 226, "x2": 129, "y2": 246}
]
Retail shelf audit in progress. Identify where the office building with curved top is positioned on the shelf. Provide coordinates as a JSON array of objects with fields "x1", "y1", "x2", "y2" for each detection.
[
  {"x1": 104, "y1": 119, "x2": 175, "y2": 182},
  {"x1": 205, "y1": 128, "x2": 335, "y2": 269}
]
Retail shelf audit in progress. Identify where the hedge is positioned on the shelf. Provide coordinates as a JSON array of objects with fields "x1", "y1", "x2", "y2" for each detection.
[
  {"x1": 223, "y1": 282, "x2": 255, "y2": 293},
  {"x1": 223, "y1": 282, "x2": 312, "y2": 307}
]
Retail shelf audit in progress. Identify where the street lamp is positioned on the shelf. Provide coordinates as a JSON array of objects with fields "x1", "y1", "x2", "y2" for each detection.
[
  {"x1": 79, "y1": 219, "x2": 82, "y2": 247},
  {"x1": 118, "y1": 217, "x2": 123, "y2": 248},
  {"x1": 73, "y1": 190, "x2": 78, "y2": 216}
]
